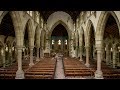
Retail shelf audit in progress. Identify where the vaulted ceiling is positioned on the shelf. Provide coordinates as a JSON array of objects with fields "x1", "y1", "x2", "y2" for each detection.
[{"x1": 39, "y1": 11, "x2": 81, "y2": 22}]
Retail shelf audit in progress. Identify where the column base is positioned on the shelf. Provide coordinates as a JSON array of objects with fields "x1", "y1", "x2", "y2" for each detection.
[
  {"x1": 15, "y1": 69, "x2": 24, "y2": 79},
  {"x1": 85, "y1": 63, "x2": 90, "y2": 67},
  {"x1": 79, "y1": 59, "x2": 83, "y2": 62},
  {"x1": 36, "y1": 58, "x2": 40, "y2": 61},
  {"x1": 113, "y1": 65, "x2": 116, "y2": 68},
  {"x1": 29, "y1": 62, "x2": 34, "y2": 67},
  {"x1": 94, "y1": 70, "x2": 104, "y2": 79}
]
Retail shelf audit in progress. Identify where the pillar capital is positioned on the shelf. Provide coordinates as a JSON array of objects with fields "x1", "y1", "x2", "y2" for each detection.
[
  {"x1": 29, "y1": 46, "x2": 34, "y2": 49},
  {"x1": 85, "y1": 46, "x2": 90, "y2": 49},
  {"x1": 16, "y1": 46, "x2": 23, "y2": 50}
]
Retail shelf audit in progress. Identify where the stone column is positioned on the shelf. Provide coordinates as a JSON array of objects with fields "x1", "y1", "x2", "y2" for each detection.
[
  {"x1": 113, "y1": 45, "x2": 116, "y2": 68},
  {"x1": 95, "y1": 46, "x2": 103, "y2": 79},
  {"x1": 75, "y1": 46, "x2": 78, "y2": 58},
  {"x1": 40, "y1": 47, "x2": 44, "y2": 58},
  {"x1": 29, "y1": 47, "x2": 34, "y2": 66},
  {"x1": 70, "y1": 39, "x2": 74, "y2": 58},
  {"x1": 15, "y1": 46, "x2": 24, "y2": 79},
  {"x1": 39, "y1": 48, "x2": 41, "y2": 58},
  {"x1": 102, "y1": 47, "x2": 105, "y2": 62},
  {"x1": 23, "y1": 47, "x2": 25, "y2": 59},
  {"x1": 9, "y1": 48, "x2": 12, "y2": 65},
  {"x1": 2, "y1": 48, "x2": 6, "y2": 68},
  {"x1": 85, "y1": 46, "x2": 90, "y2": 67},
  {"x1": 36, "y1": 47, "x2": 40, "y2": 61},
  {"x1": 79, "y1": 46, "x2": 83, "y2": 61},
  {"x1": 106, "y1": 44, "x2": 110, "y2": 65}
]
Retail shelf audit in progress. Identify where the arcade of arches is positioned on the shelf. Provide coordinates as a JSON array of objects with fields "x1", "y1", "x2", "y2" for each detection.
[{"x1": 0, "y1": 11, "x2": 120, "y2": 79}]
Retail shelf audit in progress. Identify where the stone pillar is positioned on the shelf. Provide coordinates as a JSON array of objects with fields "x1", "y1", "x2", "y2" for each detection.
[
  {"x1": 29, "y1": 47, "x2": 34, "y2": 66},
  {"x1": 113, "y1": 45, "x2": 116, "y2": 68},
  {"x1": 95, "y1": 46, "x2": 103, "y2": 79},
  {"x1": 40, "y1": 47, "x2": 44, "y2": 58},
  {"x1": 23, "y1": 47, "x2": 25, "y2": 59},
  {"x1": 102, "y1": 47, "x2": 105, "y2": 62},
  {"x1": 39, "y1": 48, "x2": 41, "y2": 58},
  {"x1": 9, "y1": 48, "x2": 12, "y2": 65},
  {"x1": 85, "y1": 46, "x2": 90, "y2": 67},
  {"x1": 106, "y1": 44, "x2": 110, "y2": 65},
  {"x1": 36, "y1": 47, "x2": 40, "y2": 61},
  {"x1": 2, "y1": 48, "x2": 6, "y2": 68},
  {"x1": 15, "y1": 47, "x2": 24, "y2": 79},
  {"x1": 75, "y1": 46, "x2": 78, "y2": 58},
  {"x1": 79, "y1": 46, "x2": 83, "y2": 61}
]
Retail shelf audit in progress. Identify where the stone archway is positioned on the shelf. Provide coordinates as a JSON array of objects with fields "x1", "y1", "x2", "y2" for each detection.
[
  {"x1": 84, "y1": 20, "x2": 95, "y2": 67},
  {"x1": 49, "y1": 20, "x2": 71, "y2": 57},
  {"x1": 95, "y1": 11, "x2": 120, "y2": 79},
  {"x1": 47, "y1": 11, "x2": 74, "y2": 57}
]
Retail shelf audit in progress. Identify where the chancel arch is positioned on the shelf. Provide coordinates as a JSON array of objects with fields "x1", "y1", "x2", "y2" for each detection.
[{"x1": 49, "y1": 20, "x2": 71, "y2": 57}]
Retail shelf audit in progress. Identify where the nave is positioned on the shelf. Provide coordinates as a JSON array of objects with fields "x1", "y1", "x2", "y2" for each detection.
[{"x1": 0, "y1": 54, "x2": 120, "y2": 79}]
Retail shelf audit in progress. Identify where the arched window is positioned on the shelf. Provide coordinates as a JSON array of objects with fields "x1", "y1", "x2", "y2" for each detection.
[
  {"x1": 58, "y1": 40, "x2": 61, "y2": 45},
  {"x1": 65, "y1": 40, "x2": 67, "y2": 45},
  {"x1": 52, "y1": 40, "x2": 54, "y2": 45}
]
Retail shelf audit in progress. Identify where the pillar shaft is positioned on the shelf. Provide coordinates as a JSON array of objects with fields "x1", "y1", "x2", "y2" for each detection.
[
  {"x1": 113, "y1": 46, "x2": 116, "y2": 68},
  {"x1": 29, "y1": 47, "x2": 34, "y2": 66},
  {"x1": 106, "y1": 44, "x2": 110, "y2": 65},
  {"x1": 79, "y1": 46, "x2": 83, "y2": 61},
  {"x1": 36, "y1": 47, "x2": 40, "y2": 61},
  {"x1": 85, "y1": 46, "x2": 90, "y2": 67},
  {"x1": 15, "y1": 47, "x2": 24, "y2": 79},
  {"x1": 95, "y1": 46, "x2": 103, "y2": 79}
]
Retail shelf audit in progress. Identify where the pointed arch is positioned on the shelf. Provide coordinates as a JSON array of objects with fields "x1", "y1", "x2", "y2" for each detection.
[
  {"x1": 49, "y1": 20, "x2": 71, "y2": 39},
  {"x1": 34, "y1": 25, "x2": 41, "y2": 47},
  {"x1": 0, "y1": 11, "x2": 23, "y2": 47},
  {"x1": 96, "y1": 11, "x2": 120, "y2": 42},
  {"x1": 23, "y1": 19, "x2": 34, "y2": 47},
  {"x1": 85, "y1": 20, "x2": 95, "y2": 46}
]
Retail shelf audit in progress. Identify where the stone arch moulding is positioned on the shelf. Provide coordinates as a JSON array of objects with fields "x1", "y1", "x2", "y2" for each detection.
[
  {"x1": 47, "y1": 11, "x2": 74, "y2": 35},
  {"x1": 23, "y1": 19, "x2": 34, "y2": 47},
  {"x1": 85, "y1": 20, "x2": 95, "y2": 46},
  {"x1": 96, "y1": 11, "x2": 120, "y2": 42},
  {"x1": 0, "y1": 11, "x2": 23, "y2": 47},
  {"x1": 49, "y1": 20, "x2": 71, "y2": 38}
]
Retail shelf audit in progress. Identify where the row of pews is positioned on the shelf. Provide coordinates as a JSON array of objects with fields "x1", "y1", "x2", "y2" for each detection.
[
  {"x1": 90, "y1": 60, "x2": 120, "y2": 79},
  {"x1": 63, "y1": 57, "x2": 94, "y2": 78},
  {"x1": 25, "y1": 58, "x2": 57, "y2": 79},
  {"x1": 0, "y1": 56, "x2": 37, "y2": 79}
]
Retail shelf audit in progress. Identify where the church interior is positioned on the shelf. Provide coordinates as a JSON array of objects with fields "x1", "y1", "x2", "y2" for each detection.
[{"x1": 0, "y1": 11, "x2": 120, "y2": 79}]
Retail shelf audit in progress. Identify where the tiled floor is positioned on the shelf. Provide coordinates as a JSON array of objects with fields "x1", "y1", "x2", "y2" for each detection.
[{"x1": 54, "y1": 56, "x2": 65, "y2": 79}]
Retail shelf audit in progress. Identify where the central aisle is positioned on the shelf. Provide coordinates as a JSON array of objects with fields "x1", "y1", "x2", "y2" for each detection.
[{"x1": 54, "y1": 54, "x2": 65, "y2": 79}]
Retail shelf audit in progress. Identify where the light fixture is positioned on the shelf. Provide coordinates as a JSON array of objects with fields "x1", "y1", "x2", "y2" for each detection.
[
  {"x1": 12, "y1": 47, "x2": 14, "y2": 51},
  {"x1": 5, "y1": 46, "x2": 8, "y2": 52}
]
